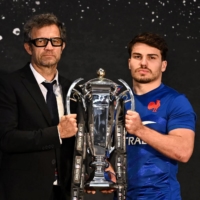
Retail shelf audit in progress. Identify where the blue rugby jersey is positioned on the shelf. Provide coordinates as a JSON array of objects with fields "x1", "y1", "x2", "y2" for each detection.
[{"x1": 126, "y1": 83, "x2": 196, "y2": 200}]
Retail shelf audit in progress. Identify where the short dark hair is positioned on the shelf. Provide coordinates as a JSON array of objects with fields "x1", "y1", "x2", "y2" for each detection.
[
  {"x1": 23, "y1": 13, "x2": 66, "y2": 43},
  {"x1": 128, "y1": 32, "x2": 168, "y2": 60}
]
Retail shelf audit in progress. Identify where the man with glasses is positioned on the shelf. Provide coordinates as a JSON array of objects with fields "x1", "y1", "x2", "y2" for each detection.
[{"x1": 0, "y1": 13, "x2": 77, "y2": 200}]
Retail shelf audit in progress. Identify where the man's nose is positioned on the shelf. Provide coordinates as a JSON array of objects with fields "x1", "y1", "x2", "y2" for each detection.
[
  {"x1": 140, "y1": 57, "x2": 147, "y2": 66},
  {"x1": 44, "y1": 40, "x2": 53, "y2": 49}
]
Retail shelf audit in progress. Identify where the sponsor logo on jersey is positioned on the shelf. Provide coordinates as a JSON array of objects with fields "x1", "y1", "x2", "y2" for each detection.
[
  {"x1": 126, "y1": 136, "x2": 147, "y2": 145},
  {"x1": 148, "y1": 100, "x2": 160, "y2": 112}
]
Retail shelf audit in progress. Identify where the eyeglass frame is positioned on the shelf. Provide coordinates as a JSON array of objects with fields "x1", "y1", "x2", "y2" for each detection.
[{"x1": 29, "y1": 37, "x2": 64, "y2": 47}]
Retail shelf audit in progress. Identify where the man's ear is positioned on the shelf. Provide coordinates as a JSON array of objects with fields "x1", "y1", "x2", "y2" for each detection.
[
  {"x1": 128, "y1": 58, "x2": 131, "y2": 69},
  {"x1": 161, "y1": 60, "x2": 167, "y2": 72},
  {"x1": 61, "y1": 42, "x2": 66, "y2": 52},
  {"x1": 24, "y1": 43, "x2": 32, "y2": 55}
]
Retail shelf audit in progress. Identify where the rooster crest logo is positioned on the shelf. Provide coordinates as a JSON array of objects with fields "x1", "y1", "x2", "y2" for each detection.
[{"x1": 148, "y1": 100, "x2": 160, "y2": 112}]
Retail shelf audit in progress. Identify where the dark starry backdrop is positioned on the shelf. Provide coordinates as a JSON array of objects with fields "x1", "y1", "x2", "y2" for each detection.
[{"x1": 0, "y1": 0, "x2": 200, "y2": 199}]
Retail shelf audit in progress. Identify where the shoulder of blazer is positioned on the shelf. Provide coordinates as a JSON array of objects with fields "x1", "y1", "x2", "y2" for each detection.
[
  {"x1": 59, "y1": 75, "x2": 72, "y2": 96},
  {"x1": 18, "y1": 63, "x2": 37, "y2": 82},
  {"x1": 59, "y1": 75, "x2": 72, "y2": 87},
  {"x1": 1, "y1": 63, "x2": 36, "y2": 86},
  {"x1": 0, "y1": 63, "x2": 31, "y2": 82},
  {"x1": 11, "y1": 63, "x2": 52, "y2": 125}
]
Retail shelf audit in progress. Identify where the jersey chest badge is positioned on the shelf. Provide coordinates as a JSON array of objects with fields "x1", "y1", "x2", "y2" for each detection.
[{"x1": 148, "y1": 100, "x2": 160, "y2": 112}]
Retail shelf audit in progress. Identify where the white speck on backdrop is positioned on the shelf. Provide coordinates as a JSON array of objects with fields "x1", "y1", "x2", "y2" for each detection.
[
  {"x1": 35, "y1": 1, "x2": 40, "y2": 5},
  {"x1": 12, "y1": 28, "x2": 20, "y2": 36}
]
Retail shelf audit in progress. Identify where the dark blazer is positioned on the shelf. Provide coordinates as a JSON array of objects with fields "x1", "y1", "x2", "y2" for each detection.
[{"x1": 0, "y1": 63, "x2": 75, "y2": 200}]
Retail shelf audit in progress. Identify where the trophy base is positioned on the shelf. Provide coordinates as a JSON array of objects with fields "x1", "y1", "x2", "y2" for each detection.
[{"x1": 85, "y1": 180, "x2": 114, "y2": 189}]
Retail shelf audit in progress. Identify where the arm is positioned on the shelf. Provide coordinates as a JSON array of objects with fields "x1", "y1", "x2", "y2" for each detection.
[
  {"x1": 125, "y1": 110, "x2": 195, "y2": 163},
  {"x1": 0, "y1": 127, "x2": 60, "y2": 153},
  {"x1": 0, "y1": 75, "x2": 77, "y2": 153}
]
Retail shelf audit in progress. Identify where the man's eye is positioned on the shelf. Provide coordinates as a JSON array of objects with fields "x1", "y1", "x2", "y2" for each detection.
[
  {"x1": 53, "y1": 40, "x2": 59, "y2": 44},
  {"x1": 133, "y1": 55, "x2": 141, "y2": 59},
  {"x1": 38, "y1": 39, "x2": 45, "y2": 43}
]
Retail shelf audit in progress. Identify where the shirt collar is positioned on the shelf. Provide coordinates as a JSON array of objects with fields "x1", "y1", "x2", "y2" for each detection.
[{"x1": 29, "y1": 63, "x2": 59, "y2": 85}]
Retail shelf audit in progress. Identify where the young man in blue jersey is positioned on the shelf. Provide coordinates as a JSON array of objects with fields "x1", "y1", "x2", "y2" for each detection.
[
  {"x1": 86, "y1": 32, "x2": 196, "y2": 199},
  {"x1": 124, "y1": 32, "x2": 196, "y2": 200}
]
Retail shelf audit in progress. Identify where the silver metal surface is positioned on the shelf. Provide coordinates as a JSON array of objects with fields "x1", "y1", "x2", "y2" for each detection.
[{"x1": 68, "y1": 69, "x2": 134, "y2": 200}]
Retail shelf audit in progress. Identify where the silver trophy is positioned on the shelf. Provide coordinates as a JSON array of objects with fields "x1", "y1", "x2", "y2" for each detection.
[{"x1": 66, "y1": 69, "x2": 134, "y2": 200}]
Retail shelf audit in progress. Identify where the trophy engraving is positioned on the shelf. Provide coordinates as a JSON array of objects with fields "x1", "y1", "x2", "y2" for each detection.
[{"x1": 67, "y1": 68, "x2": 134, "y2": 200}]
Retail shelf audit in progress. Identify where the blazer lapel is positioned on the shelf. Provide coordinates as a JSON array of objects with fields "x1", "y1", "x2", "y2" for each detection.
[
  {"x1": 20, "y1": 64, "x2": 52, "y2": 126},
  {"x1": 59, "y1": 75, "x2": 71, "y2": 115}
]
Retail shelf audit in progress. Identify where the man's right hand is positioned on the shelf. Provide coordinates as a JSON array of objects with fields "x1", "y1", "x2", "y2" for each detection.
[{"x1": 58, "y1": 114, "x2": 78, "y2": 138}]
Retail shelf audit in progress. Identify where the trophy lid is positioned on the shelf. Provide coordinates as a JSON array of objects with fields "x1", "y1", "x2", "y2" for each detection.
[
  {"x1": 83, "y1": 68, "x2": 117, "y2": 87},
  {"x1": 97, "y1": 68, "x2": 105, "y2": 78}
]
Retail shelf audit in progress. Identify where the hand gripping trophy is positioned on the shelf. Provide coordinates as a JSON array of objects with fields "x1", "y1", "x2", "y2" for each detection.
[{"x1": 66, "y1": 68, "x2": 134, "y2": 200}]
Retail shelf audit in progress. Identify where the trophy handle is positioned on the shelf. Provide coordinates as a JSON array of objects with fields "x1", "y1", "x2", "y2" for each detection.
[
  {"x1": 118, "y1": 79, "x2": 135, "y2": 111},
  {"x1": 66, "y1": 78, "x2": 84, "y2": 114}
]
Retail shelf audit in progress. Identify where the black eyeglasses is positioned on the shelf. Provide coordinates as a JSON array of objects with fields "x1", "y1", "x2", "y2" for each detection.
[{"x1": 29, "y1": 37, "x2": 64, "y2": 47}]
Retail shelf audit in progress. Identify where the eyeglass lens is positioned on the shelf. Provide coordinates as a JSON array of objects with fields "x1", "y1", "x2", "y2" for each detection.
[{"x1": 31, "y1": 38, "x2": 63, "y2": 47}]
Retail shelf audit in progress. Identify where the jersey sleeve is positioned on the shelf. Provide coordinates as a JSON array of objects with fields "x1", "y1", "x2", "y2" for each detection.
[{"x1": 167, "y1": 94, "x2": 196, "y2": 132}]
